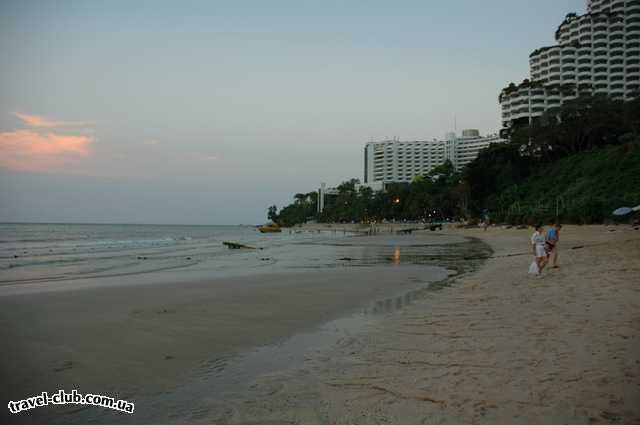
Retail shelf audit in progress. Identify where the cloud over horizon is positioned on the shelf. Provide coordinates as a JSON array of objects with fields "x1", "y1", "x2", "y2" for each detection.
[
  {"x1": 0, "y1": 113, "x2": 95, "y2": 172},
  {"x1": 14, "y1": 112, "x2": 92, "y2": 129}
]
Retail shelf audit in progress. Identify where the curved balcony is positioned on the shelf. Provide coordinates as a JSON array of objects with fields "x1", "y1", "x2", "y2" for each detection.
[
  {"x1": 611, "y1": 90, "x2": 626, "y2": 100},
  {"x1": 511, "y1": 109, "x2": 532, "y2": 121},
  {"x1": 610, "y1": 80, "x2": 626, "y2": 89},
  {"x1": 609, "y1": 31, "x2": 625, "y2": 42},
  {"x1": 593, "y1": 40, "x2": 608, "y2": 49},
  {"x1": 577, "y1": 58, "x2": 592, "y2": 67},
  {"x1": 578, "y1": 42, "x2": 592, "y2": 50},
  {"x1": 578, "y1": 32, "x2": 591, "y2": 45},
  {"x1": 578, "y1": 76, "x2": 593, "y2": 86},
  {"x1": 593, "y1": 84, "x2": 609, "y2": 94},
  {"x1": 578, "y1": 67, "x2": 592, "y2": 75},
  {"x1": 593, "y1": 32, "x2": 608, "y2": 42},
  {"x1": 594, "y1": 65, "x2": 608, "y2": 74},
  {"x1": 531, "y1": 97, "x2": 545, "y2": 106},
  {"x1": 592, "y1": 24, "x2": 607, "y2": 34},
  {"x1": 547, "y1": 100, "x2": 561, "y2": 109},
  {"x1": 611, "y1": 1, "x2": 625, "y2": 13},
  {"x1": 610, "y1": 49, "x2": 625, "y2": 58},
  {"x1": 626, "y1": 64, "x2": 640, "y2": 73},
  {"x1": 593, "y1": 57, "x2": 608, "y2": 67},
  {"x1": 627, "y1": 48, "x2": 640, "y2": 58},
  {"x1": 610, "y1": 66, "x2": 625, "y2": 74},
  {"x1": 594, "y1": 74, "x2": 609, "y2": 82},
  {"x1": 546, "y1": 92, "x2": 561, "y2": 101},
  {"x1": 610, "y1": 23, "x2": 625, "y2": 33}
]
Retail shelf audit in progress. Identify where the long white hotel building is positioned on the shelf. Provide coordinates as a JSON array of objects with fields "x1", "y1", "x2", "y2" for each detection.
[
  {"x1": 500, "y1": 0, "x2": 640, "y2": 129},
  {"x1": 363, "y1": 130, "x2": 503, "y2": 186}
]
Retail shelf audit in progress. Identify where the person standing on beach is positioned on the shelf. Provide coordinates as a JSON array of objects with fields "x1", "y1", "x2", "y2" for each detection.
[
  {"x1": 531, "y1": 224, "x2": 548, "y2": 274},
  {"x1": 546, "y1": 223, "x2": 562, "y2": 268}
]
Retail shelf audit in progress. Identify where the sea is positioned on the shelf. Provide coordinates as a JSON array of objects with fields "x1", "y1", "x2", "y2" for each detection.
[{"x1": 0, "y1": 223, "x2": 354, "y2": 291}]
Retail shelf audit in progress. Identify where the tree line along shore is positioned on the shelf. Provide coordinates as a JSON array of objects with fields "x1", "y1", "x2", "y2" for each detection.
[{"x1": 268, "y1": 96, "x2": 640, "y2": 227}]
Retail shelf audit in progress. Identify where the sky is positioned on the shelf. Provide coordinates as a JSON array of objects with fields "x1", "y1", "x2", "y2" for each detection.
[{"x1": 0, "y1": 0, "x2": 587, "y2": 225}]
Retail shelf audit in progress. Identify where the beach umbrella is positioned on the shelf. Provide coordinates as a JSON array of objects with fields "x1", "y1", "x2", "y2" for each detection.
[{"x1": 612, "y1": 205, "x2": 640, "y2": 216}]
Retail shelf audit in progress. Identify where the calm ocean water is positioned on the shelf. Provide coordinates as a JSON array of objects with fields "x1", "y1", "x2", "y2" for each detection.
[{"x1": 0, "y1": 223, "x2": 348, "y2": 287}]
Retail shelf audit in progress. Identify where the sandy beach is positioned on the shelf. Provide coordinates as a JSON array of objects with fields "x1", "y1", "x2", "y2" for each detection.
[
  {"x1": 1, "y1": 225, "x2": 639, "y2": 424},
  {"x1": 214, "y1": 225, "x2": 640, "y2": 424}
]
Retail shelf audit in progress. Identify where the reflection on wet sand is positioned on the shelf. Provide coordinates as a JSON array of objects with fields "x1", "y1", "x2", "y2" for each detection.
[{"x1": 365, "y1": 277, "x2": 452, "y2": 315}]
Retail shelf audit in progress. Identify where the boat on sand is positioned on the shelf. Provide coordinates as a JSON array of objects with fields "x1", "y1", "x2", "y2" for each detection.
[{"x1": 257, "y1": 223, "x2": 282, "y2": 233}]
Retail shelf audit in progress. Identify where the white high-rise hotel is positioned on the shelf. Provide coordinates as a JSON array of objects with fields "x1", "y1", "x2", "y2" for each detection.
[
  {"x1": 500, "y1": 0, "x2": 640, "y2": 129},
  {"x1": 363, "y1": 130, "x2": 503, "y2": 185}
]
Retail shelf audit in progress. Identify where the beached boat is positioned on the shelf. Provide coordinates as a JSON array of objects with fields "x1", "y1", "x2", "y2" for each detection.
[
  {"x1": 223, "y1": 241, "x2": 257, "y2": 249},
  {"x1": 257, "y1": 223, "x2": 282, "y2": 233}
]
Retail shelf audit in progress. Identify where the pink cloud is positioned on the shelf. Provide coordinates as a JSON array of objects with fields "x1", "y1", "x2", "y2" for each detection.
[
  {"x1": 0, "y1": 129, "x2": 94, "y2": 172},
  {"x1": 14, "y1": 112, "x2": 91, "y2": 129}
]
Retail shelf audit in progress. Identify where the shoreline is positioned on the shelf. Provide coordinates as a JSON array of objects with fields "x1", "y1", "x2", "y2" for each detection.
[
  {"x1": 210, "y1": 224, "x2": 640, "y2": 424},
  {"x1": 0, "y1": 231, "x2": 487, "y2": 425}
]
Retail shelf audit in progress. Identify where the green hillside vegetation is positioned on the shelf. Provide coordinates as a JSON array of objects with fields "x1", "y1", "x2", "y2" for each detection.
[{"x1": 489, "y1": 142, "x2": 640, "y2": 224}]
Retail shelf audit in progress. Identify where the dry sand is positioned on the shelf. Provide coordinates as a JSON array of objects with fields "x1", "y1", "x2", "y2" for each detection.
[{"x1": 212, "y1": 225, "x2": 640, "y2": 424}]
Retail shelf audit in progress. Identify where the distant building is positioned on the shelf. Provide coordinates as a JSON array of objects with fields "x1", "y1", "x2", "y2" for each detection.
[
  {"x1": 317, "y1": 183, "x2": 339, "y2": 214},
  {"x1": 446, "y1": 130, "x2": 504, "y2": 170},
  {"x1": 363, "y1": 131, "x2": 503, "y2": 185},
  {"x1": 500, "y1": 0, "x2": 640, "y2": 131}
]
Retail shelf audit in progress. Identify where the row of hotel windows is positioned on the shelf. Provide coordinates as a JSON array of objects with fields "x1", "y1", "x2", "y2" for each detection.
[
  {"x1": 504, "y1": 88, "x2": 639, "y2": 105},
  {"x1": 532, "y1": 52, "x2": 640, "y2": 68},
  {"x1": 532, "y1": 56, "x2": 640, "y2": 74}
]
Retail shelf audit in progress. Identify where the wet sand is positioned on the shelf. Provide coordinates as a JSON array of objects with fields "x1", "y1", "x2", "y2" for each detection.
[
  {"x1": 0, "y1": 232, "x2": 485, "y2": 424},
  {"x1": 207, "y1": 225, "x2": 640, "y2": 424}
]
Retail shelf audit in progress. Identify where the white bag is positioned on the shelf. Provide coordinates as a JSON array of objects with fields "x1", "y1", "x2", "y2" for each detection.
[{"x1": 528, "y1": 261, "x2": 540, "y2": 275}]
